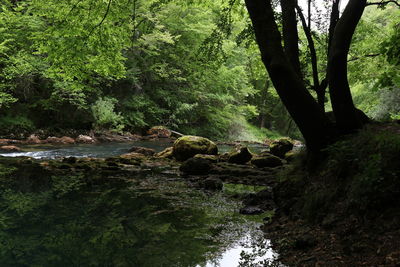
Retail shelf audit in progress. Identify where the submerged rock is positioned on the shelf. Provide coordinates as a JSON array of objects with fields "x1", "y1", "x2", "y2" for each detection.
[
  {"x1": 180, "y1": 157, "x2": 213, "y2": 175},
  {"x1": 269, "y1": 138, "x2": 294, "y2": 158},
  {"x1": 128, "y1": 146, "x2": 156, "y2": 156},
  {"x1": 251, "y1": 153, "x2": 283, "y2": 168},
  {"x1": 228, "y1": 146, "x2": 253, "y2": 164},
  {"x1": 172, "y1": 136, "x2": 218, "y2": 161}
]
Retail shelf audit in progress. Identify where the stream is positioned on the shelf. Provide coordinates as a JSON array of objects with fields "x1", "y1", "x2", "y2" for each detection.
[
  {"x1": 0, "y1": 141, "x2": 282, "y2": 266},
  {"x1": 0, "y1": 140, "x2": 269, "y2": 159}
]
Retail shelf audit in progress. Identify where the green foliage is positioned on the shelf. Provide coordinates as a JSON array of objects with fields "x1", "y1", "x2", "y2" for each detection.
[
  {"x1": 91, "y1": 97, "x2": 124, "y2": 131},
  {"x1": 0, "y1": 115, "x2": 35, "y2": 135}
]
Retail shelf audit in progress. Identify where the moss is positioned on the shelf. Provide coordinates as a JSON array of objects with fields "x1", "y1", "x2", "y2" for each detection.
[{"x1": 172, "y1": 136, "x2": 218, "y2": 161}]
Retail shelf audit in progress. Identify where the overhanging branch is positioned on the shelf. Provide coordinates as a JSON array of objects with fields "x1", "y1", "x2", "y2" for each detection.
[{"x1": 366, "y1": 0, "x2": 400, "y2": 7}]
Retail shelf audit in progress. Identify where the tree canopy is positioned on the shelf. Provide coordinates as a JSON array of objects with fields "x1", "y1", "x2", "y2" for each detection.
[{"x1": 0, "y1": 0, "x2": 399, "y2": 145}]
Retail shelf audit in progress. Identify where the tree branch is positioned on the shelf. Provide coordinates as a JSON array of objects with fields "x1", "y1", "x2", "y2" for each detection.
[
  {"x1": 88, "y1": 0, "x2": 112, "y2": 37},
  {"x1": 366, "y1": 0, "x2": 400, "y2": 7},
  {"x1": 348, "y1": 53, "x2": 381, "y2": 62}
]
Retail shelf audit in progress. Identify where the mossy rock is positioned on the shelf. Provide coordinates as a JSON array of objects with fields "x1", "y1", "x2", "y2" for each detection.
[
  {"x1": 270, "y1": 138, "x2": 294, "y2": 158},
  {"x1": 284, "y1": 151, "x2": 298, "y2": 163},
  {"x1": 128, "y1": 146, "x2": 155, "y2": 156},
  {"x1": 179, "y1": 157, "x2": 213, "y2": 175},
  {"x1": 173, "y1": 136, "x2": 218, "y2": 161},
  {"x1": 154, "y1": 147, "x2": 174, "y2": 159},
  {"x1": 194, "y1": 154, "x2": 219, "y2": 163},
  {"x1": 228, "y1": 146, "x2": 253, "y2": 164},
  {"x1": 251, "y1": 153, "x2": 283, "y2": 168}
]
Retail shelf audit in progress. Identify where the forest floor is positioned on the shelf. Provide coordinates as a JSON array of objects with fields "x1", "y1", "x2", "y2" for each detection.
[{"x1": 258, "y1": 122, "x2": 400, "y2": 266}]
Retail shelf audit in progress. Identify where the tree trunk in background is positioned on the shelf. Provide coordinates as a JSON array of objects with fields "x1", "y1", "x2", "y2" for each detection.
[
  {"x1": 328, "y1": 0, "x2": 366, "y2": 132},
  {"x1": 245, "y1": 0, "x2": 333, "y2": 152}
]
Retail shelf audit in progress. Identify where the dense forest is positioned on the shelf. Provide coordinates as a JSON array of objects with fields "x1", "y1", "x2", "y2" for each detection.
[{"x1": 0, "y1": 0, "x2": 398, "y2": 141}]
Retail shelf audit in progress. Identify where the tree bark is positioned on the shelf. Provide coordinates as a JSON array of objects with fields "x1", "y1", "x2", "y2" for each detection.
[
  {"x1": 328, "y1": 0, "x2": 366, "y2": 132},
  {"x1": 245, "y1": 0, "x2": 334, "y2": 152},
  {"x1": 280, "y1": 0, "x2": 301, "y2": 76}
]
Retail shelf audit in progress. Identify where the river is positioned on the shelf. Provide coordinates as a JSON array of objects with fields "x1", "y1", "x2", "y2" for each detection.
[{"x1": 0, "y1": 141, "x2": 283, "y2": 266}]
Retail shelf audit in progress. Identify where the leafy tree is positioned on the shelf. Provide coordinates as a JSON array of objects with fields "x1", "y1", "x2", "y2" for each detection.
[{"x1": 244, "y1": 0, "x2": 399, "y2": 152}]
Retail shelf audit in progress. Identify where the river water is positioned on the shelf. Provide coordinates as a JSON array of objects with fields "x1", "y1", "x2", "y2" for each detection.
[
  {"x1": 0, "y1": 140, "x2": 269, "y2": 159},
  {"x1": 0, "y1": 141, "x2": 282, "y2": 266}
]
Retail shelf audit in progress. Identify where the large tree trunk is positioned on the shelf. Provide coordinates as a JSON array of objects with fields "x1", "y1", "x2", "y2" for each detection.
[
  {"x1": 245, "y1": 0, "x2": 334, "y2": 152},
  {"x1": 328, "y1": 0, "x2": 366, "y2": 132},
  {"x1": 280, "y1": 0, "x2": 301, "y2": 76}
]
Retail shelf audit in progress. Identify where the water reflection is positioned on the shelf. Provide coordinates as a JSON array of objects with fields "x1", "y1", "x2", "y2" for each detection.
[{"x1": 0, "y1": 165, "x2": 280, "y2": 266}]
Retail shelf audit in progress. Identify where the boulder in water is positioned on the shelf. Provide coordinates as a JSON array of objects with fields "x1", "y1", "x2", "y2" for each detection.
[
  {"x1": 172, "y1": 136, "x2": 217, "y2": 161},
  {"x1": 128, "y1": 146, "x2": 155, "y2": 156},
  {"x1": 179, "y1": 157, "x2": 213, "y2": 175},
  {"x1": 228, "y1": 146, "x2": 253, "y2": 164},
  {"x1": 251, "y1": 153, "x2": 283, "y2": 168},
  {"x1": 154, "y1": 147, "x2": 174, "y2": 159},
  {"x1": 269, "y1": 138, "x2": 294, "y2": 158}
]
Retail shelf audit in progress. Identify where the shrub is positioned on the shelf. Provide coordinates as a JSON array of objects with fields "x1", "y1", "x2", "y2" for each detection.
[{"x1": 91, "y1": 97, "x2": 124, "y2": 132}]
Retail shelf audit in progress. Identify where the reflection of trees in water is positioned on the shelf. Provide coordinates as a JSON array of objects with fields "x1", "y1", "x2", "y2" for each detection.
[{"x1": 0, "y1": 165, "x2": 269, "y2": 267}]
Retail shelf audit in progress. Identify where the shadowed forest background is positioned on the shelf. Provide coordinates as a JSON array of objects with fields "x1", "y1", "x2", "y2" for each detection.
[{"x1": 0, "y1": 0, "x2": 398, "y2": 141}]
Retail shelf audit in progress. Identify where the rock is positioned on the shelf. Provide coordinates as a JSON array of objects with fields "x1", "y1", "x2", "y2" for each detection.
[
  {"x1": 60, "y1": 136, "x2": 75, "y2": 144},
  {"x1": 154, "y1": 147, "x2": 174, "y2": 159},
  {"x1": 0, "y1": 139, "x2": 21, "y2": 145},
  {"x1": 76, "y1": 135, "x2": 96, "y2": 144},
  {"x1": 194, "y1": 154, "x2": 219, "y2": 163},
  {"x1": 239, "y1": 206, "x2": 264, "y2": 215},
  {"x1": 128, "y1": 146, "x2": 155, "y2": 156},
  {"x1": 285, "y1": 151, "x2": 298, "y2": 162},
  {"x1": 26, "y1": 134, "x2": 42, "y2": 144},
  {"x1": 228, "y1": 146, "x2": 253, "y2": 164},
  {"x1": 243, "y1": 188, "x2": 274, "y2": 206},
  {"x1": 179, "y1": 157, "x2": 213, "y2": 175},
  {"x1": 251, "y1": 153, "x2": 283, "y2": 168},
  {"x1": 45, "y1": 136, "x2": 75, "y2": 144},
  {"x1": 202, "y1": 177, "x2": 223, "y2": 191},
  {"x1": 269, "y1": 138, "x2": 294, "y2": 158},
  {"x1": 120, "y1": 152, "x2": 147, "y2": 160},
  {"x1": 172, "y1": 136, "x2": 218, "y2": 161},
  {"x1": 0, "y1": 145, "x2": 21, "y2": 152},
  {"x1": 62, "y1": 157, "x2": 77, "y2": 164},
  {"x1": 147, "y1": 126, "x2": 172, "y2": 138}
]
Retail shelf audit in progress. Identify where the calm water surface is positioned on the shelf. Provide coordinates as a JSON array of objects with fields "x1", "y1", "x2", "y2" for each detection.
[{"x1": 0, "y1": 141, "x2": 282, "y2": 266}]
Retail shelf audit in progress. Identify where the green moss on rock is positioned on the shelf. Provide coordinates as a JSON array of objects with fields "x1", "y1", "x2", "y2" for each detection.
[{"x1": 172, "y1": 136, "x2": 218, "y2": 161}]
